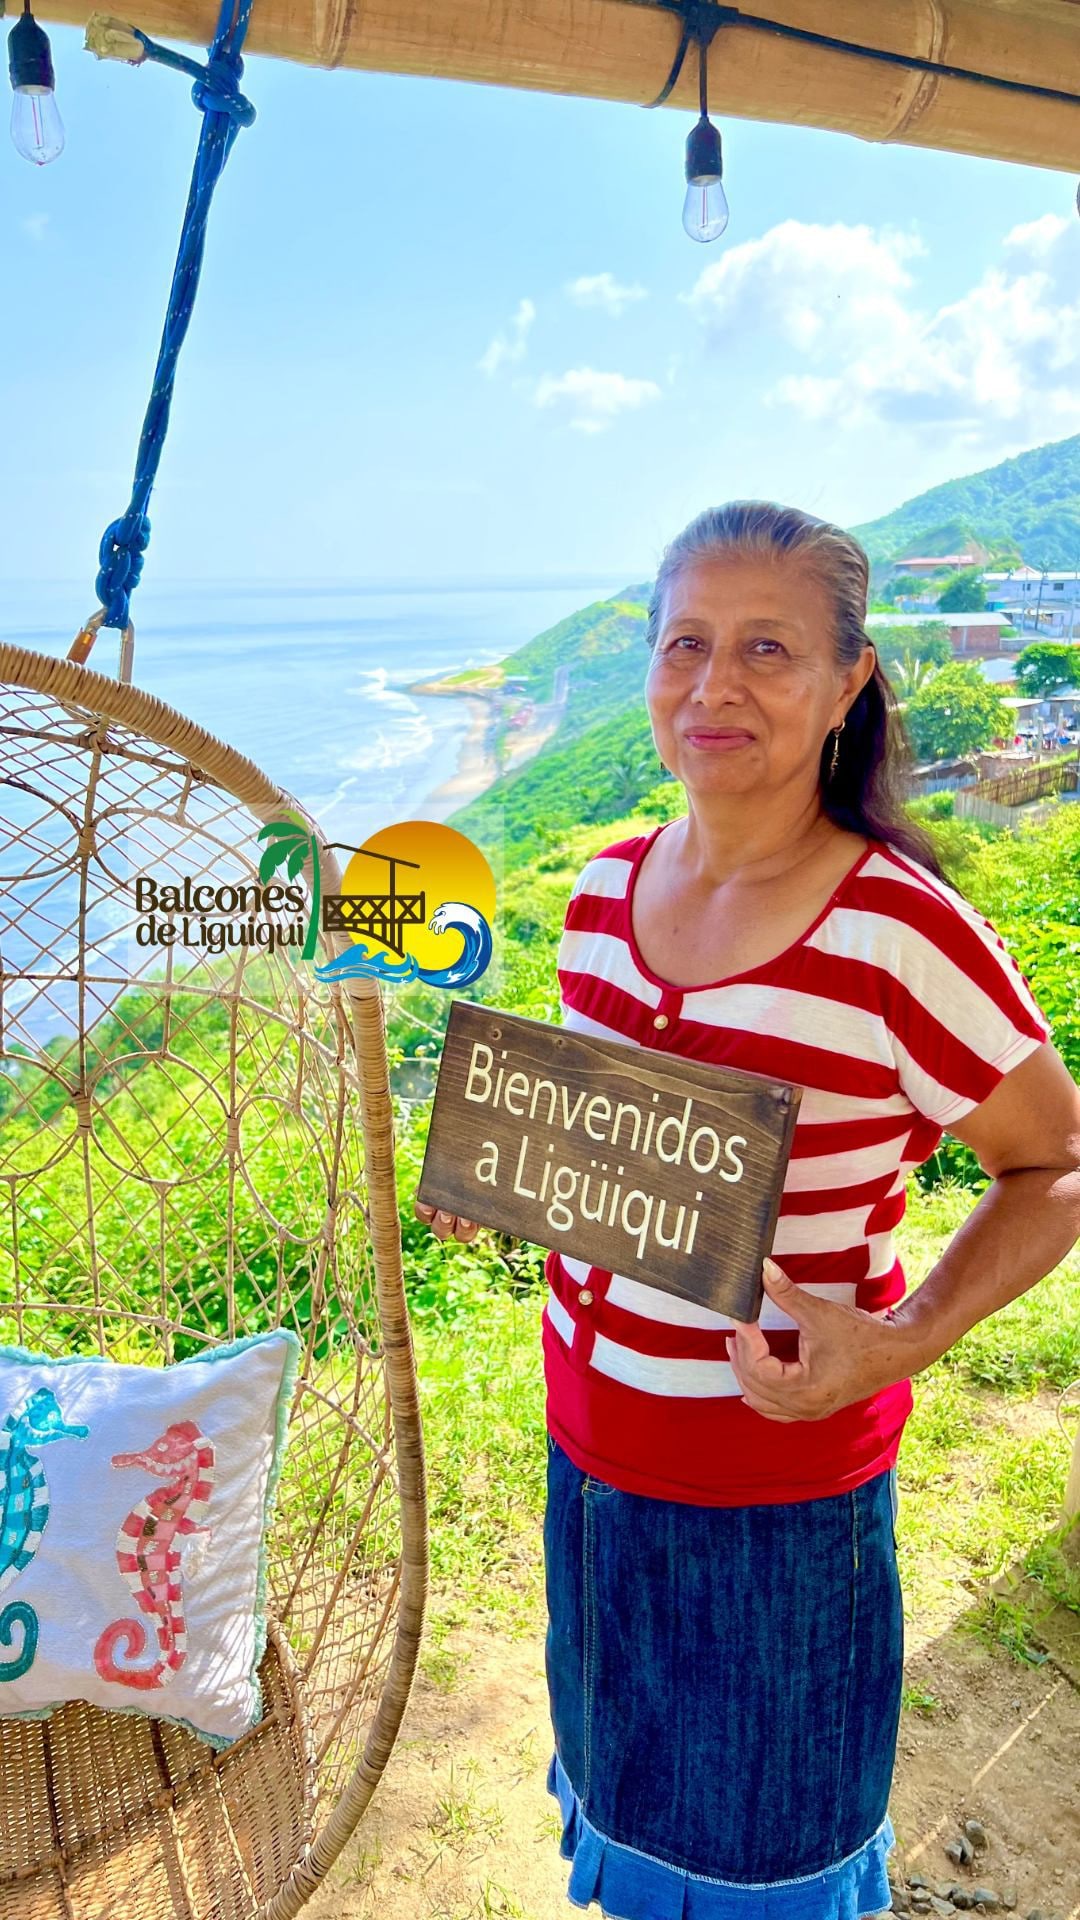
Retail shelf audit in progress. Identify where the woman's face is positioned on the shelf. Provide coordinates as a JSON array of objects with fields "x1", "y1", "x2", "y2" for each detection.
[{"x1": 645, "y1": 552, "x2": 876, "y2": 804}]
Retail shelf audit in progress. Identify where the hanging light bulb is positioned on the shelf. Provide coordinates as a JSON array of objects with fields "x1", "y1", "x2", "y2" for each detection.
[
  {"x1": 681, "y1": 23, "x2": 727, "y2": 242},
  {"x1": 8, "y1": 0, "x2": 64, "y2": 165},
  {"x1": 683, "y1": 116, "x2": 729, "y2": 242}
]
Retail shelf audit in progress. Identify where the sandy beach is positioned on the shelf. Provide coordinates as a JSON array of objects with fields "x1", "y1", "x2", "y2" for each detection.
[
  {"x1": 421, "y1": 694, "x2": 569, "y2": 822},
  {"x1": 421, "y1": 695, "x2": 500, "y2": 818},
  {"x1": 417, "y1": 659, "x2": 572, "y2": 823}
]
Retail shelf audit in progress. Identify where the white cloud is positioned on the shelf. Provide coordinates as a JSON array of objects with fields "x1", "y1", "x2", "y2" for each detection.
[
  {"x1": 1003, "y1": 213, "x2": 1070, "y2": 258},
  {"x1": 683, "y1": 220, "x2": 925, "y2": 352},
  {"x1": 532, "y1": 367, "x2": 662, "y2": 434},
  {"x1": 686, "y1": 216, "x2": 1080, "y2": 442},
  {"x1": 477, "y1": 298, "x2": 536, "y2": 377},
  {"x1": 20, "y1": 213, "x2": 49, "y2": 242},
  {"x1": 766, "y1": 374, "x2": 843, "y2": 422},
  {"x1": 565, "y1": 273, "x2": 648, "y2": 317}
]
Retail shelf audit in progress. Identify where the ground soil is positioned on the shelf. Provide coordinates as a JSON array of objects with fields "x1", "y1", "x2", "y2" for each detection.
[{"x1": 308, "y1": 1590, "x2": 1078, "y2": 1920}]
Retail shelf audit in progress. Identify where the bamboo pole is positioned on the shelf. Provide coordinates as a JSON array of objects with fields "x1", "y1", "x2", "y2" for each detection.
[
  {"x1": 1066, "y1": 1421, "x2": 1080, "y2": 1525},
  {"x1": 45, "y1": 0, "x2": 1080, "y2": 173}
]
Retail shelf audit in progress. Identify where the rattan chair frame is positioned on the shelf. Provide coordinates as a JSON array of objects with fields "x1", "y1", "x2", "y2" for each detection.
[{"x1": 0, "y1": 641, "x2": 428, "y2": 1919}]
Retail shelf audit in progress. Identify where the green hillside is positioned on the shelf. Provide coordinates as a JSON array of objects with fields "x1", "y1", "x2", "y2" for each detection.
[
  {"x1": 504, "y1": 590, "x2": 650, "y2": 680},
  {"x1": 448, "y1": 586, "x2": 659, "y2": 862},
  {"x1": 451, "y1": 704, "x2": 671, "y2": 865},
  {"x1": 499, "y1": 589, "x2": 651, "y2": 736},
  {"x1": 851, "y1": 433, "x2": 1080, "y2": 572},
  {"x1": 448, "y1": 434, "x2": 1080, "y2": 864}
]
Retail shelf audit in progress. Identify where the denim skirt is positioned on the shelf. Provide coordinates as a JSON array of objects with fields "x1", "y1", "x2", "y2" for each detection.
[{"x1": 544, "y1": 1435, "x2": 903, "y2": 1920}]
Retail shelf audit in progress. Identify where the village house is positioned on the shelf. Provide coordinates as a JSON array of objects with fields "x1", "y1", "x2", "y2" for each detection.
[
  {"x1": 984, "y1": 568, "x2": 1080, "y2": 637},
  {"x1": 866, "y1": 609, "x2": 1013, "y2": 656}
]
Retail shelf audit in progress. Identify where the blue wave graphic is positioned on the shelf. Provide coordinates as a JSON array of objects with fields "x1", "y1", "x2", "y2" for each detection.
[
  {"x1": 313, "y1": 901, "x2": 492, "y2": 989},
  {"x1": 417, "y1": 901, "x2": 494, "y2": 987},
  {"x1": 315, "y1": 944, "x2": 420, "y2": 983}
]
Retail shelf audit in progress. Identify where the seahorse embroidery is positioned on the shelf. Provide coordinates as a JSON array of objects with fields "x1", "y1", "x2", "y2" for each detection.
[
  {"x1": 94, "y1": 1420, "x2": 214, "y2": 1691},
  {"x1": 0, "y1": 1388, "x2": 89, "y2": 1681}
]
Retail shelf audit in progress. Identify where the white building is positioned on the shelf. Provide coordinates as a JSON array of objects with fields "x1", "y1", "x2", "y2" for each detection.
[{"x1": 984, "y1": 569, "x2": 1080, "y2": 635}]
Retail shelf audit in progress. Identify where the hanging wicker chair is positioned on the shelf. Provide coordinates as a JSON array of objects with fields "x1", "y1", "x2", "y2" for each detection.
[{"x1": 0, "y1": 639, "x2": 427, "y2": 1920}]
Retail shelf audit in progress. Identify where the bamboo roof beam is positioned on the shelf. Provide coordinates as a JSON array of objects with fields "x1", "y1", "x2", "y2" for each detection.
[{"x1": 33, "y1": 0, "x2": 1080, "y2": 175}]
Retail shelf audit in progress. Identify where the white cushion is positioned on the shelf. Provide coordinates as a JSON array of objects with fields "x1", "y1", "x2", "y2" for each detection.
[{"x1": 0, "y1": 1329, "x2": 298, "y2": 1746}]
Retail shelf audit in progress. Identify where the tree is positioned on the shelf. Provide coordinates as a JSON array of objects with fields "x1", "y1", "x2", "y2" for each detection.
[
  {"x1": 937, "y1": 570, "x2": 987, "y2": 613},
  {"x1": 905, "y1": 662, "x2": 1012, "y2": 762},
  {"x1": 257, "y1": 816, "x2": 321, "y2": 959},
  {"x1": 873, "y1": 624, "x2": 951, "y2": 708},
  {"x1": 587, "y1": 743, "x2": 663, "y2": 815},
  {"x1": 1014, "y1": 642, "x2": 1080, "y2": 700},
  {"x1": 888, "y1": 648, "x2": 940, "y2": 699},
  {"x1": 872, "y1": 622, "x2": 951, "y2": 670}
]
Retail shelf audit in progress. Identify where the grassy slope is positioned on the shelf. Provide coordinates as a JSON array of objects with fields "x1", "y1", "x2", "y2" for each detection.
[{"x1": 497, "y1": 590, "x2": 651, "y2": 709}]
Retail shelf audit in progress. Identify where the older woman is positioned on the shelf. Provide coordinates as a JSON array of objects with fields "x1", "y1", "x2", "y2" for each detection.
[{"x1": 416, "y1": 501, "x2": 1080, "y2": 1920}]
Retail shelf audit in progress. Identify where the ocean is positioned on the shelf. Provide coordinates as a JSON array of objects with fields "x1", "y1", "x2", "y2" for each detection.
[
  {"x1": 0, "y1": 576, "x2": 629, "y2": 846},
  {"x1": 0, "y1": 575, "x2": 629, "y2": 1043}
]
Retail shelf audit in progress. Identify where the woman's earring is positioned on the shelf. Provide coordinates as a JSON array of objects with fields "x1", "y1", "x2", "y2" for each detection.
[{"x1": 828, "y1": 718, "x2": 845, "y2": 779}]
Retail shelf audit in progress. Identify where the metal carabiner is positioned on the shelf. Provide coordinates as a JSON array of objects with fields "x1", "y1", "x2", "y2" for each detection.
[{"x1": 69, "y1": 608, "x2": 136, "y2": 685}]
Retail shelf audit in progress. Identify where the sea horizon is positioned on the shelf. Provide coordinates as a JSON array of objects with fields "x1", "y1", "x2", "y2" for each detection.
[
  {"x1": 0, "y1": 575, "x2": 634, "y2": 847},
  {"x1": 0, "y1": 571, "x2": 643, "y2": 598},
  {"x1": 2, "y1": 574, "x2": 640, "y2": 1046}
]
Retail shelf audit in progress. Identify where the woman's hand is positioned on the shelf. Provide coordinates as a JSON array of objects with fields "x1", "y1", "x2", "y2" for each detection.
[
  {"x1": 414, "y1": 1199, "x2": 481, "y2": 1244},
  {"x1": 727, "y1": 1259, "x2": 913, "y2": 1423}
]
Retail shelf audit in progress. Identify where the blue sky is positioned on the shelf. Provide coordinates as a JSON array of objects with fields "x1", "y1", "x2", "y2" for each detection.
[{"x1": 2, "y1": 25, "x2": 1078, "y2": 590}]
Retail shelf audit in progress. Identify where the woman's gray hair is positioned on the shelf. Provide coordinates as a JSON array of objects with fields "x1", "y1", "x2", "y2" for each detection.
[{"x1": 645, "y1": 500, "x2": 947, "y2": 882}]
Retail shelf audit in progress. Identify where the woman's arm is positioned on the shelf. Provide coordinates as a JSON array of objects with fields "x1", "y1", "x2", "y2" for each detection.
[
  {"x1": 729, "y1": 1042, "x2": 1080, "y2": 1422},
  {"x1": 889, "y1": 1041, "x2": 1080, "y2": 1372}
]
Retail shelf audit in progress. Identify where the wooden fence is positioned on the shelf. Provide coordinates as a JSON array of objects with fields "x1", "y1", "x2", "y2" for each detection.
[{"x1": 953, "y1": 752, "x2": 1080, "y2": 822}]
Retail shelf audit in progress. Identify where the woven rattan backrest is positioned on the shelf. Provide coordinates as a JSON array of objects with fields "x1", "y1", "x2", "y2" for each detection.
[{"x1": 0, "y1": 645, "x2": 426, "y2": 1862}]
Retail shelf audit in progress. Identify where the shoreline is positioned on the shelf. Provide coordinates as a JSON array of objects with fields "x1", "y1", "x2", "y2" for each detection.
[
  {"x1": 407, "y1": 665, "x2": 505, "y2": 699},
  {"x1": 420, "y1": 695, "x2": 502, "y2": 819},
  {"x1": 409, "y1": 677, "x2": 500, "y2": 699},
  {"x1": 417, "y1": 673, "x2": 566, "y2": 823}
]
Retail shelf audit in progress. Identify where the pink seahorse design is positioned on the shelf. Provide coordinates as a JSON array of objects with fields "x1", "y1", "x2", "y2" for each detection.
[{"x1": 94, "y1": 1420, "x2": 215, "y2": 1690}]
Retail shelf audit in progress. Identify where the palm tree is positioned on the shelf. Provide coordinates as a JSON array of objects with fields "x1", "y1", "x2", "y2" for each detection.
[
  {"x1": 604, "y1": 745, "x2": 661, "y2": 812},
  {"x1": 889, "y1": 649, "x2": 939, "y2": 700}
]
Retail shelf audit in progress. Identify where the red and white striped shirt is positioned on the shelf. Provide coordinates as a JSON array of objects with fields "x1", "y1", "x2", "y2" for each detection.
[{"x1": 542, "y1": 825, "x2": 1050, "y2": 1506}]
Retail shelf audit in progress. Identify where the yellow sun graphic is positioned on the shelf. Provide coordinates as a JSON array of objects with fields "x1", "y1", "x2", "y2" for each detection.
[{"x1": 339, "y1": 821, "x2": 496, "y2": 972}]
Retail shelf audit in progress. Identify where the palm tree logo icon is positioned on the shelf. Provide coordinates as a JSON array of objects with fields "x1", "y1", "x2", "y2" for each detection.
[
  {"x1": 256, "y1": 817, "x2": 492, "y2": 988},
  {"x1": 256, "y1": 818, "x2": 323, "y2": 961}
]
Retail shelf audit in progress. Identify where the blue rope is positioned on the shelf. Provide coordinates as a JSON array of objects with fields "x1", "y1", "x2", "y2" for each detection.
[{"x1": 94, "y1": 0, "x2": 256, "y2": 630}]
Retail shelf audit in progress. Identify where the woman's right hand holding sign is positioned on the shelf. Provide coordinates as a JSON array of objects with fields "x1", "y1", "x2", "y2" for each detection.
[{"x1": 414, "y1": 1199, "x2": 481, "y2": 1243}]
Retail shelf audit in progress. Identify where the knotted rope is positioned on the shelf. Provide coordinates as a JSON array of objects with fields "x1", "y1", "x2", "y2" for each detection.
[{"x1": 83, "y1": 0, "x2": 257, "y2": 635}]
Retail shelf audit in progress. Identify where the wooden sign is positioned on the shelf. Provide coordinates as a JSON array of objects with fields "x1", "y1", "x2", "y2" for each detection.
[{"x1": 416, "y1": 1000, "x2": 803, "y2": 1323}]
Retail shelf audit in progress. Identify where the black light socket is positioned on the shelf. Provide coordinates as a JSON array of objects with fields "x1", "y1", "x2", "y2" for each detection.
[
  {"x1": 685, "y1": 113, "x2": 723, "y2": 184},
  {"x1": 8, "y1": 6, "x2": 55, "y2": 91}
]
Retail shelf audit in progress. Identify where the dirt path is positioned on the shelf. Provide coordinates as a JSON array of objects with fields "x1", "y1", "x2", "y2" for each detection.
[{"x1": 310, "y1": 1573, "x2": 1079, "y2": 1920}]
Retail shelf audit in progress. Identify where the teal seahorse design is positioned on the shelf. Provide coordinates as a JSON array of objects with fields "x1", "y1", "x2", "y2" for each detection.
[{"x1": 0, "y1": 1388, "x2": 88, "y2": 1680}]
